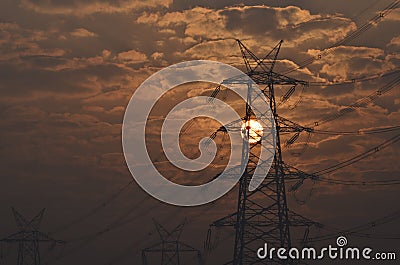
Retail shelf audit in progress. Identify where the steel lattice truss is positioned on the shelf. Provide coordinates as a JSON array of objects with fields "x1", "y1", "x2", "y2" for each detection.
[
  {"x1": 142, "y1": 220, "x2": 203, "y2": 265},
  {"x1": 0, "y1": 208, "x2": 64, "y2": 265},
  {"x1": 207, "y1": 40, "x2": 322, "y2": 265}
]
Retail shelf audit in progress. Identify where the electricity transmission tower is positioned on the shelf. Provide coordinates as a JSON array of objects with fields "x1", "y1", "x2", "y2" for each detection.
[
  {"x1": 142, "y1": 219, "x2": 203, "y2": 265},
  {"x1": 0, "y1": 208, "x2": 64, "y2": 265},
  {"x1": 206, "y1": 40, "x2": 321, "y2": 264}
]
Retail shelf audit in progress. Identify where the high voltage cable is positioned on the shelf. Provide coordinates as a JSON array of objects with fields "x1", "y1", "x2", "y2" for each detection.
[
  {"x1": 59, "y1": 186, "x2": 166, "y2": 243},
  {"x1": 277, "y1": 69, "x2": 398, "y2": 113},
  {"x1": 206, "y1": 211, "x2": 400, "y2": 260},
  {"x1": 47, "y1": 183, "x2": 221, "y2": 264},
  {"x1": 45, "y1": 173, "x2": 175, "y2": 262},
  {"x1": 45, "y1": 198, "x2": 165, "y2": 264},
  {"x1": 40, "y1": 1, "x2": 400, "y2": 258},
  {"x1": 310, "y1": 125, "x2": 400, "y2": 136},
  {"x1": 281, "y1": 0, "x2": 400, "y2": 75},
  {"x1": 45, "y1": 147, "x2": 216, "y2": 263},
  {"x1": 287, "y1": 132, "x2": 400, "y2": 187},
  {"x1": 48, "y1": 152, "x2": 168, "y2": 236},
  {"x1": 316, "y1": 177, "x2": 400, "y2": 186},
  {"x1": 305, "y1": 209, "x2": 400, "y2": 243},
  {"x1": 101, "y1": 215, "x2": 176, "y2": 265},
  {"x1": 286, "y1": 73, "x2": 399, "y2": 158},
  {"x1": 314, "y1": 132, "x2": 400, "y2": 176},
  {"x1": 49, "y1": 179, "x2": 134, "y2": 235},
  {"x1": 349, "y1": 0, "x2": 384, "y2": 23},
  {"x1": 320, "y1": 223, "x2": 400, "y2": 240},
  {"x1": 228, "y1": 0, "x2": 387, "y2": 81},
  {"x1": 102, "y1": 203, "x2": 218, "y2": 265},
  {"x1": 45, "y1": 134, "x2": 400, "y2": 262},
  {"x1": 282, "y1": 76, "x2": 399, "y2": 155},
  {"x1": 49, "y1": 202, "x2": 220, "y2": 265},
  {"x1": 308, "y1": 75, "x2": 400, "y2": 128},
  {"x1": 333, "y1": 232, "x2": 400, "y2": 240},
  {"x1": 284, "y1": 125, "x2": 400, "y2": 158},
  {"x1": 213, "y1": 129, "x2": 400, "y2": 188},
  {"x1": 307, "y1": 68, "x2": 400, "y2": 87}
]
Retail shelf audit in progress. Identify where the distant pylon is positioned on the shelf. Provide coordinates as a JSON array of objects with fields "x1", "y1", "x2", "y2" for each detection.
[
  {"x1": 0, "y1": 208, "x2": 64, "y2": 265},
  {"x1": 206, "y1": 40, "x2": 321, "y2": 264},
  {"x1": 142, "y1": 219, "x2": 203, "y2": 265}
]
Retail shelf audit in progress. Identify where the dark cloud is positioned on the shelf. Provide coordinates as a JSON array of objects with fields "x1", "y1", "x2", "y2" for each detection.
[
  {"x1": 0, "y1": 1, "x2": 399, "y2": 264},
  {"x1": 0, "y1": 60, "x2": 131, "y2": 97},
  {"x1": 20, "y1": 0, "x2": 172, "y2": 15}
]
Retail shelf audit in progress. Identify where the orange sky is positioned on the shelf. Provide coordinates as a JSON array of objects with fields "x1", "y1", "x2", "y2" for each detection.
[{"x1": 0, "y1": 0, "x2": 399, "y2": 264}]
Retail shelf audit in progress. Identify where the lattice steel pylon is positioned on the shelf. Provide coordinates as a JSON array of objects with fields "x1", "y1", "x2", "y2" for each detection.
[
  {"x1": 0, "y1": 208, "x2": 64, "y2": 265},
  {"x1": 206, "y1": 40, "x2": 321, "y2": 264},
  {"x1": 142, "y1": 219, "x2": 203, "y2": 265}
]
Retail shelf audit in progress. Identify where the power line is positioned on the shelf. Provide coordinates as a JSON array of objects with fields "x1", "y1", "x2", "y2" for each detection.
[
  {"x1": 305, "y1": 209, "x2": 400, "y2": 243},
  {"x1": 103, "y1": 202, "x2": 218, "y2": 265},
  {"x1": 0, "y1": 209, "x2": 64, "y2": 265},
  {"x1": 307, "y1": 68, "x2": 400, "y2": 87},
  {"x1": 310, "y1": 125, "x2": 400, "y2": 136},
  {"x1": 207, "y1": 39, "x2": 321, "y2": 265},
  {"x1": 142, "y1": 219, "x2": 203, "y2": 265},
  {"x1": 49, "y1": 179, "x2": 134, "y2": 235},
  {"x1": 286, "y1": 132, "x2": 400, "y2": 190},
  {"x1": 309, "y1": 75, "x2": 400, "y2": 128},
  {"x1": 281, "y1": 0, "x2": 400, "y2": 75},
  {"x1": 314, "y1": 133, "x2": 400, "y2": 176},
  {"x1": 47, "y1": 182, "x2": 222, "y2": 264}
]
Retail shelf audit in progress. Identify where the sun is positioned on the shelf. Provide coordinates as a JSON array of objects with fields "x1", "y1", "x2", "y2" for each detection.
[{"x1": 241, "y1": 119, "x2": 263, "y2": 144}]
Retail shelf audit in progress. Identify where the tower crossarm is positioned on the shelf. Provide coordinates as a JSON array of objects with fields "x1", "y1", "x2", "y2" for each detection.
[
  {"x1": 142, "y1": 220, "x2": 203, "y2": 265},
  {"x1": 276, "y1": 115, "x2": 312, "y2": 133},
  {"x1": 0, "y1": 230, "x2": 65, "y2": 244},
  {"x1": 211, "y1": 212, "x2": 238, "y2": 228},
  {"x1": 12, "y1": 208, "x2": 45, "y2": 232},
  {"x1": 237, "y1": 39, "x2": 282, "y2": 76},
  {"x1": 153, "y1": 218, "x2": 185, "y2": 242},
  {"x1": 210, "y1": 208, "x2": 322, "y2": 229},
  {"x1": 247, "y1": 71, "x2": 308, "y2": 87},
  {"x1": 207, "y1": 39, "x2": 321, "y2": 264},
  {"x1": 282, "y1": 163, "x2": 320, "y2": 192},
  {"x1": 236, "y1": 38, "x2": 308, "y2": 86},
  {"x1": 288, "y1": 211, "x2": 323, "y2": 228},
  {"x1": 202, "y1": 114, "x2": 311, "y2": 153},
  {"x1": 0, "y1": 209, "x2": 64, "y2": 265},
  {"x1": 215, "y1": 115, "x2": 312, "y2": 133}
]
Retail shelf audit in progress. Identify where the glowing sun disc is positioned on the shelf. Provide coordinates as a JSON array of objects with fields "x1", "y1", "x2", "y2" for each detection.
[{"x1": 241, "y1": 120, "x2": 263, "y2": 144}]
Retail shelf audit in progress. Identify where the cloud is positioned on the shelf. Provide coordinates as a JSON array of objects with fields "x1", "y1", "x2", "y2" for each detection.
[
  {"x1": 183, "y1": 39, "x2": 239, "y2": 61},
  {"x1": 137, "y1": 5, "x2": 354, "y2": 42},
  {"x1": 306, "y1": 46, "x2": 396, "y2": 81},
  {"x1": 20, "y1": 0, "x2": 172, "y2": 15},
  {"x1": 382, "y1": 7, "x2": 400, "y2": 22},
  {"x1": 70, "y1": 28, "x2": 98, "y2": 38},
  {"x1": 150, "y1": 52, "x2": 164, "y2": 61},
  {"x1": 0, "y1": 56, "x2": 135, "y2": 99},
  {"x1": 308, "y1": 46, "x2": 384, "y2": 60},
  {"x1": 117, "y1": 49, "x2": 148, "y2": 63},
  {"x1": 0, "y1": 2, "x2": 398, "y2": 264},
  {"x1": 0, "y1": 22, "x2": 66, "y2": 61},
  {"x1": 135, "y1": 5, "x2": 356, "y2": 67},
  {"x1": 387, "y1": 35, "x2": 400, "y2": 48},
  {"x1": 136, "y1": 11, "x2": 160, "y2": 24},
  {"x1": 275, "y1": 5, "x2": 319, "y2": 27}
]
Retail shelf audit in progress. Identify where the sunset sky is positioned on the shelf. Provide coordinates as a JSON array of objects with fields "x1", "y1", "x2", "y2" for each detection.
[{"x1": 0, "y1": 0, "x2": 399, "y2": 264}]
